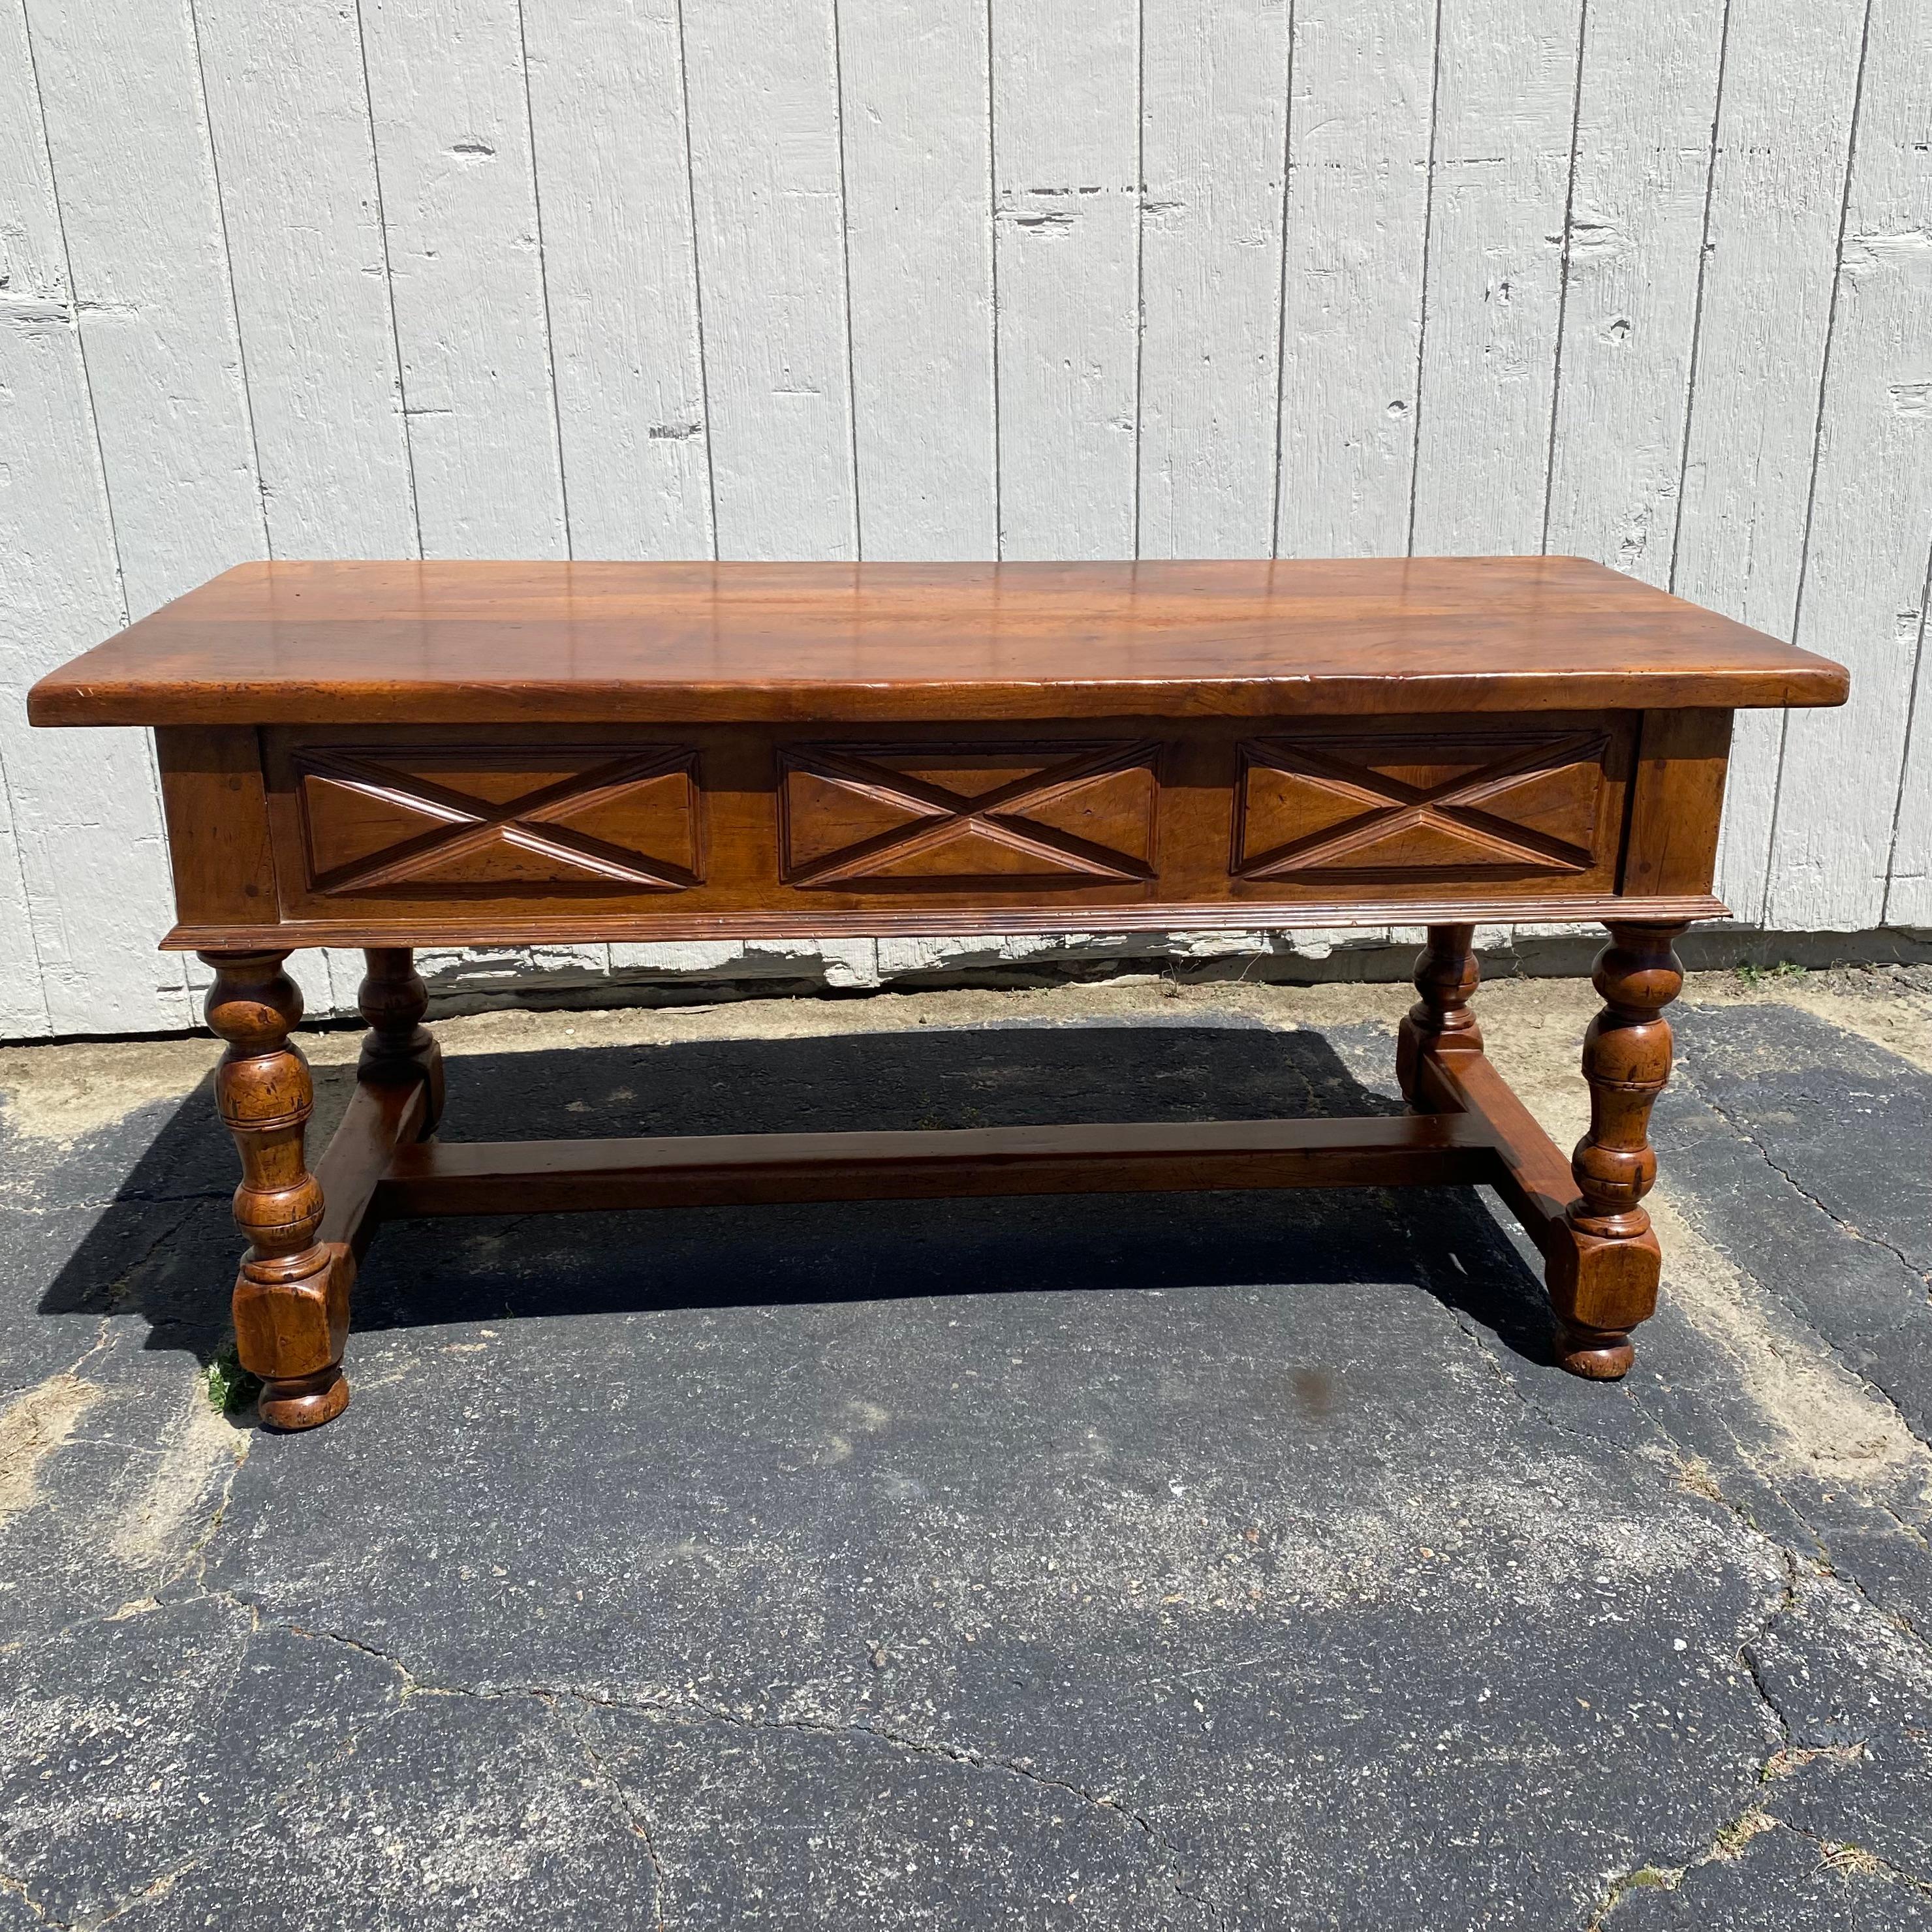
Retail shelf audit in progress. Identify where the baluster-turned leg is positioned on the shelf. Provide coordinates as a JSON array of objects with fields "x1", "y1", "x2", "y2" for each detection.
[
  {"x1": 1397, "y1": 922, "x2": 1482, "y2": 1103},
  {"x1": 357, "y1": 947, "x2": 443, "y2": 1137},
  {"x1": 200, "y1": 950, "x2": 348, "y2": 1431},
  {"x1": 1549, "y1": 922, "x2": 1688, "y2": 1379}
]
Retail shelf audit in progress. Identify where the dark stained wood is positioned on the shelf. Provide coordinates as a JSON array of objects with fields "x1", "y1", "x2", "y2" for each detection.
[
  {"x1": 1235, "y1": 724, "x2": 1617, "y2": 883},
  {"x1": 39, "y1": 561, "x2": 1850, "y2": 1426},
  {"x1": 1395, "y1": 921, "x2": 1481, "y2": 1101},
  {"x1": 148, "y1": 709, "x2": 1728, "y2": 950},
  {"x1": 779, "y1": 738, "x2": 1162, "y2": 886},
  {"x1": 257, "y1": 713, "x2": 1637, "y2": 923},
  {"x1": 185, "y1": 918, "x2": 1702, "y2": 1426},
  {"x1": 1405, "y1": 921, "x2": 1685, "y2": 1380},
  {"x1": 1620, "y1": 708, "x2": 1734, "y2": 898},
  {"x1": 200, "y1": 950, "x2": 349, "y2": 1432},
  {"x1": 376, "y1": 1114, "x2": 1503, "y2": 1219},
  {"x1": 155, "y1": 728, "x2": 277, "y2": 926},
  {"x1": 314, "y1": 1076, "x2": 426, "y2": 1270},
  {"x1": 1415, "y1": 1046, "x2": 1581, "y2": 1249},
  {"x1": 158, "y1": 892, "x2": 1728, "y2": 954},
  {"x1": 29, "y1": 557, "x2": 1850, "y2": 726},
  {"x1": 356, "y1": 947, "x2": 444, "y2": 1136},
  {"x1": 1548, "y1": 922, "x2": 1687, "y2": 1379}
]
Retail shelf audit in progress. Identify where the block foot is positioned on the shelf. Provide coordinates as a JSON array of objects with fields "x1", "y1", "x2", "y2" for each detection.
[
  {"x1": 1553, "y1": 1318, "x2": 1634, "y2": 1380},
  {"x1": 258, "y1": 1365, "x2": 350, "y2": 1431}
]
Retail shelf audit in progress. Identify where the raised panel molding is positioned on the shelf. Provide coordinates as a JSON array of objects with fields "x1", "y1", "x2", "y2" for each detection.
[
  {"x1": 296, "y1": 745, "x2": 701, "y2": 896},
  {"x1": 780, "y1": 741, "x2": 1161, "y2": 888},
  {"x1": 1234, "y1": 729, "x2": 1612, "y2": 882}
]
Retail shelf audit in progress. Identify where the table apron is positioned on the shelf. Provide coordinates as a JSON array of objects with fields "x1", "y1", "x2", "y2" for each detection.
[{"x1": 153, "y1": 708, "x2": 1734, "y2": 950}]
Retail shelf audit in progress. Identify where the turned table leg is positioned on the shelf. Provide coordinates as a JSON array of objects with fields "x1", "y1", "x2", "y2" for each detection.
[
  {"x1": 1397, "y1": 922, "x2": 1482, "y2": 1102},
  {"x1": 357, "y1": 947, "x2": 443, "y2": 1137},
  {"x1": 1549, "y1": 922, "x2": 1688, "y2": 1379},
  {"x1": 200, "y1": 951, "x2": 349, "y2": 1431}
]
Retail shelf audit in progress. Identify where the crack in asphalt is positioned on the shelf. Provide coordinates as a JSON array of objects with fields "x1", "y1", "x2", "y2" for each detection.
[
  {"x1": 1653, "y1": 1082, "x2": 1932, "y2": 1474},
  {"x1": 0, "y1": 1189, "x2": 231, "y2": 1224},
  {"x1": 559, "y1": 1696, "x2": 674, "y2": 1931},
  {"x1": 1576, "y1": 1364, "x2": 1932, "y2": 1921},
  {"x1": 151, "y1": 1162, "x2": 1881, "y2": 1932},
  {"x1": 0, "y1": 1865, "x2": 61, "y2": 1929},
  {"x1": 8, "y1": 1369, "x2": 1911, "y2": 1932},
  {"x1": 176, "y1": 1589, "x2": 1217, "y2": 1922},
  {"x1": 5, "y1": 1602, "x2": 413, "y2": 1932},
  {"x1": 1777, "y1": 1818, "x2": 1932, "y2": 1899},
  {"x1": 1880, "y1": 1502, "x2": 1932, "y2": 1551},
  {"x1": 1675, "y1": 1065, "x2": 1932, "y2": 1295},
  {"x1": 11, "y1": 1001, "x2": 1931, "y2": 1929},
  {"x1": 1457, "y1": 1217, "x2": 1932, "y2": 1931},
  {"x1": 1739, "y1": 1580, "x2": 1801, "y2": 1751},
  {"x1": 1, "y1": 1842, "x2": 221, "y2": 1932},
  {"x1": 1583, "y1": 1756, "x2": 1932, "y2": 1926}
]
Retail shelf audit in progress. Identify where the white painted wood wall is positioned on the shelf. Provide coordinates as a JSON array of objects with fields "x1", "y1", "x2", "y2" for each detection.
[{"x1": 2, "y1": 0, "x2": 1927, "y2": 1038}]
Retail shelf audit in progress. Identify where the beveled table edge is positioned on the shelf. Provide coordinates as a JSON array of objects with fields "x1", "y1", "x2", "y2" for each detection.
[{"x1": 31, "y1": 672, "x2": 1848, "y2": 728}]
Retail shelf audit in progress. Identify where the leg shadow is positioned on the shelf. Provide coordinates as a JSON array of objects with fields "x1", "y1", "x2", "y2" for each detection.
[{"x1": 38, "y1": 1021, "x2": 1556, "y2": 1370}]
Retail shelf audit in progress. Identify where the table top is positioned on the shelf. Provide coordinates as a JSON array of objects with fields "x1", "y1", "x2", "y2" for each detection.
[{"x1": 28, "y1": 557, "x2": 1848, "y2": 726}]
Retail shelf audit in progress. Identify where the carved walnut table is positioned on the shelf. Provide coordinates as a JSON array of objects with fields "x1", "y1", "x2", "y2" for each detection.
[{"x1": 29, "y1": 559, "x2": 1848, "y2": 1430}]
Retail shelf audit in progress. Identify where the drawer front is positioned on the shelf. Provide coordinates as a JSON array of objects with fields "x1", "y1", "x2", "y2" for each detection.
[
  {"x1": 289, "y1": 741, "x2": 703, "y2": 898},
  {"x1": 1233, "y1": 722, "x2": 1617, "y2": 886},
  {"x1": 235, "y1": 713, "x2": 1651, "y2": 930},
  {"x1": 779, "y1": 739, "x2": 1162, "y2": 889}
]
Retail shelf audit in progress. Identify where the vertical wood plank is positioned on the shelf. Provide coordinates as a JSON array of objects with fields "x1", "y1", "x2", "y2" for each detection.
[
  {"x1": 1136, "y1": 0, "x2": 1290, "y2": 559},
  {"x1": 0, "y1": 794, "x2": 44, "y2": 1038},
  {"x1": 1543, "y1": 0, "x2": 1728, "y2": 585},
  {"x1": 1672, "y1": 0, "x2": 1867, "y2": 926},
  {"x1": 1409, "y1": 0, "x2": 1581, "y2": 555},
  {"x1": 0, "y1": 0, "x2": 67, "y2": 1040},
  {"x1": 26, "y1": 0, "x2": 267, "y2": 614},
  {"x1": 1887, "y1": 594, "x2": 1932, "y2": 927},
  {"x1": 1275, "y1": 0, "x2": 1440, "y2": 559},
  {"x1": 358, "y1": 0, "x2": 568, "y2": 559},
  {"x1": 193, "y1": 0, "x2": 417, "y2": 559},
  {"x1": 360, "y1": 0, "x2": 595, "y2": 991},
  {"x1": 9, "y1": 0, "x2": 274, "y2": 1030},
  {"x1": 1766, "y1": 0, "x2": 1932, "y2": 929},
  {"x1": 522, "y1": 0, "x2": 713, "y2": 560},
  {"x1": 838, "y1": 0, "x2": 997, "y2": 561},
  {"x1": 681, "y1": 0, "x2": 856, "y2": 560},
  {"x1": 990, "y1": 0, "x2": 1140, "y2": 560},
  {"x1": 0, "y1": 308, "x2": 187, "y2": 1034}
]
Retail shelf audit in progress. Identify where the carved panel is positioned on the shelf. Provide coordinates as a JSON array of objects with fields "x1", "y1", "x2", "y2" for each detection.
[
  {"x1": 296, "y1": 745, "x2": 700, "y2": 896},
  {"x1": 781, "y1": 741, "x2": 1161, "y2": 888},
  {"x1": 1234, "y1": 728, "x2": 1612, "y2": 882}
]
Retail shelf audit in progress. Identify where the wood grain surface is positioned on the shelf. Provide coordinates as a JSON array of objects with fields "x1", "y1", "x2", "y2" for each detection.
[{"x1": 31, "y1": 557, "x2": 1848, "y2": 727}]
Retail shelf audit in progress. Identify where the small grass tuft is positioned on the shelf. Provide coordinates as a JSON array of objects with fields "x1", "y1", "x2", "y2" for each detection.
[
  {"x1": 204, "y1": 1344, "x2": 262, "y2": 1416},
  {"x1": 1735, "y1": 959, "x2": 1806, "y2": 988}
]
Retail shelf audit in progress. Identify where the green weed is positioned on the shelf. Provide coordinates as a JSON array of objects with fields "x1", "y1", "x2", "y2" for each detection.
[
  {"x1": 204, "y1": 1344, "x2": 262, "y2": 1416},
  {"x1": 1734, "y1": 959, "x2": 1805, "y2": 988}
]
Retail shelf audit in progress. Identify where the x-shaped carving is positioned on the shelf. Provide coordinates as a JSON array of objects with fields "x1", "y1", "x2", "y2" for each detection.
[
  {"x1": 1237, "y1": 730, "x2": 1606, "y2": 878},
  {"x1": 300, "y1": 747, "x2": 698, "y2": 894},
  {"x1": 783, "y1": 741, "x2": 1159, "y2": 886}
]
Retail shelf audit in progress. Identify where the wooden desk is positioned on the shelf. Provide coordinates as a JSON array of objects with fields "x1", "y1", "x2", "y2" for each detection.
[{"x1": 30, "y1": 558, "x2": 1848, "y2": 1430}]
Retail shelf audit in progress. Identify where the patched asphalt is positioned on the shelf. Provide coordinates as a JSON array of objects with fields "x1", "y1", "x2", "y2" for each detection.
[{"x1": 1, "y1": 970, "x2": 1929, "y2": 1929}]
